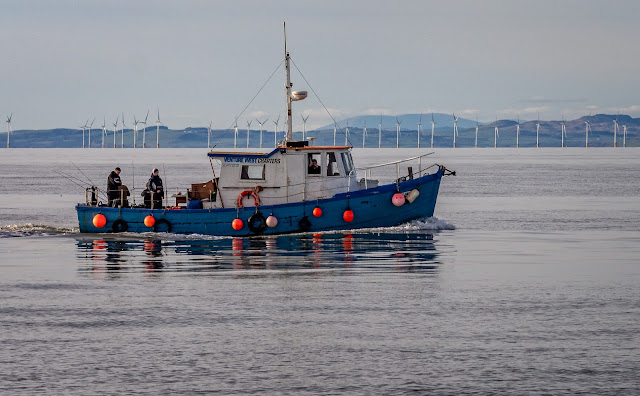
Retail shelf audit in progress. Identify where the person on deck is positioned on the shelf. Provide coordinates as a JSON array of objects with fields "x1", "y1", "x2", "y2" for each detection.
[
  {"x1": 107, "y1": 167, "x2": 122, "y2": 207},
  {"x1": 147, "y1": 168, "x2": 164, "y2": 209}
]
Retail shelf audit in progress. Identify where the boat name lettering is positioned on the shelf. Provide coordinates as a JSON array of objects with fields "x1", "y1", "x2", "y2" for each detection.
[{"x1": 223, "y1": 157, "x2": 280, "y2": 164}]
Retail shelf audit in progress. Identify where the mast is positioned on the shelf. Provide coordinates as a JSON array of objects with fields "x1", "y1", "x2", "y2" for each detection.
[{"x1": 284, "y1": 22, "x2": 293, "y2": 142}]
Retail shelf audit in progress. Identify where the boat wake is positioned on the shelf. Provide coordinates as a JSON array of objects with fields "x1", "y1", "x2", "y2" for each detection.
[
  {"x1": 403, "y1": 216, "x2": 456, "y2": 231},
  {"x1": 0, "y1": 223, "x2": 78, "y2": 238}
]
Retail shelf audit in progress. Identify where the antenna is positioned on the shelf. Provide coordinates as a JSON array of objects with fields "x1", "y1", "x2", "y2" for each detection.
[
  {"x1": 453, "y1": 114, "x2": 458, "y2": 148},
  {"x1": 246, "y1": 119, "x2": 252, "y2": 148},
  {"x1": 6, "y1": 113, "x2": 13, "y2": 149},
  {"x1": 536, "y1": 113, "x2": 540, "y2": 148},
  {"x1": 257, "y1": 117, "x2": 269, "y2": 148},
  {"x1": 301, "y1": 114, "x2": 309, "y2": 141},
  {"x1": 417, "y1": 113, "x2": 422, "y2": 148},
  {"x1": 395, "y1": 117, "x2": 401, "y2": 148}
]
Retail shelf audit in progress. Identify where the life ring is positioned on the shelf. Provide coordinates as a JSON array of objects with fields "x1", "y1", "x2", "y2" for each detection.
[
  {"x1": 154, "y1": 219, "x2": 172, "y2": 233},
  {"x1": 298, "y1": 216, "x2": 311, "y2": 232},
  {"x1": 237, "y1": 190, "x2": 260, "y2": 208},
  {"x1": 248, "y1": 212, "x2": 267, "y2": 233},
  {"x1": 112, "y1": 219, "x2": 129, "y2": 233}
]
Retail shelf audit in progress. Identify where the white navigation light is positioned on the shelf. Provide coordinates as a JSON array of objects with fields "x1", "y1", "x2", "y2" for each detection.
[{"x1": 291, "y1": 91, "x2": 307, "y2": 101}]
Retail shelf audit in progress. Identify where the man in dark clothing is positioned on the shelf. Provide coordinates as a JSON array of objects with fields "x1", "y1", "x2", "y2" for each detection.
[
  {"x1": 107, "y1": 167, "x2": 122, "y2": 207},
  {"x1": 147, "y1": 168, "x2": 164, "y2": 209}
]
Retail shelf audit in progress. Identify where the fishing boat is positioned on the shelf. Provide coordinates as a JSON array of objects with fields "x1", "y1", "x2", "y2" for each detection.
[{"x1": 76, "y1": 24, "x2": 454, "y2": 236}]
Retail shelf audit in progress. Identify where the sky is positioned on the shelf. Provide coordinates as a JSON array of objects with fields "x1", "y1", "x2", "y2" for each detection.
[{"x1": 1, "y1": 0, "x2": 639, "y2": 131}]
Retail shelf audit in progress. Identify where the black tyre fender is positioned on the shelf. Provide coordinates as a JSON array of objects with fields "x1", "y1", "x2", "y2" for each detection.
[
  {"x1": 112, "y1": 219, "x2": 129, "y2": 233},
  {"x1": 154, "y1": 219, "x2": 172, "y2": 233},
  {"x1": 298, "y1": 216, "x2": 311, "y2": 232},
  {"x1": 248, "y1": 212, "x2": 267, "y2": 233}
]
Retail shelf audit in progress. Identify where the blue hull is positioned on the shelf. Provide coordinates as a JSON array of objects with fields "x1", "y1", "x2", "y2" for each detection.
[{"x1": 77, "y1": 169, "x2": 443, "y2": 236}]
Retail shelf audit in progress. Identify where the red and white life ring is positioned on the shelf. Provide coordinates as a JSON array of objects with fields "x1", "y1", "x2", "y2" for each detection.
[{"x1": 237, "y1": 190, "x2": 260, "y2": 208}]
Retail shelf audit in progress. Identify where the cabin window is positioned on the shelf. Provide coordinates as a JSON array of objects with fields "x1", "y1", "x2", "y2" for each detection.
[
  {"x1": 240, "y1": 165, "x2": 265, "y2": 180},
  {"x1": 341, "y1": 152, "x2": 354, "y2": 175},
  {"x1": 326, "y1": 152, "x2": 342, "y2": 176},
  {"x1": 307, "y1": 153, "x2": 321, "y2": 175}
]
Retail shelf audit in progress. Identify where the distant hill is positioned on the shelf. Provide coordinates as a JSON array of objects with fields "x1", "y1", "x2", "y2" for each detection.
[{"x1": 0, "y1": 114, "x2": 638, "y2": 148}]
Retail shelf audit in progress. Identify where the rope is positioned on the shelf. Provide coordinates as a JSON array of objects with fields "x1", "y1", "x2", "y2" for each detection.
[
  {"x1": 290, "y1": 58, "x2": 352, "y2": 146},
  {"x1": 212, "y1": 59, "x2": 285, "y2": 147}
]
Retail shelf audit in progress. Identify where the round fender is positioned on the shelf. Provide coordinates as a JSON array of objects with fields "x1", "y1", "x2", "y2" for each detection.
[
  {"x1": 154, "y1": 219, "x2": 172, "y2": 233},
  {"x1": 112, "y1": 219, "x2": 129, "y2": 233},
  {"x1": 248, "y1": 212, "x2": 267, "y2": 233},
  {"x1": 298, "y1": 216, "x2": 311, "y2": 232}
]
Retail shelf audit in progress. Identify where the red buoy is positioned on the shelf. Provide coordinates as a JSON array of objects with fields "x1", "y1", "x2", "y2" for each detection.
[
  {"x1": 392, "y1": 193, "x2": 405, "y2": 207},
  {"x1": 93, "y1": 214, "x2": 106, "y2": 228},
  {"x1": 232, "y1": 218, "x2": 244, "y2": 230},
  {"x1": 343, "y1": 209, "x2": 354, "y2": 223},
  {"x1": 144, "y1": 215, "x2": 156, "y2": 227},
  {"x1": 313, "y1": 207, "x2": 322, "y2": 217}
]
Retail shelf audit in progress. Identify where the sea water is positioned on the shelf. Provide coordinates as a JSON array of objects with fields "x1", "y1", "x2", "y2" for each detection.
[{"x1": 1, "y1": 148, "x2": 639, "y2": 394}]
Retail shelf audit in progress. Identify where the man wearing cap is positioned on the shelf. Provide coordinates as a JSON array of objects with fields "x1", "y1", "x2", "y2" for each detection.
[
  {"x1": 147, "y1": 168, "x2": 164, "y2": 209},
  {"x1": 107, "y1": 167, "x2": 122, "y2": 207}
]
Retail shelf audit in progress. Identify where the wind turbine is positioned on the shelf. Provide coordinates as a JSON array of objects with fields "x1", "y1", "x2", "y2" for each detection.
[
  {"x1": 623, "y1": 124, "x2": 627, "y2": 148},
  {"x1": 101, "y1": 117, "x2": 107, "y2": 148},
  {"x1": 494, "y1": 117, "x2": 499, "y2": 148},
  {"x1": 516, "y1": 116, "x2": 520, "y2": 148},
  {"x1": 344, "y1": 121, "x2": 349, "y2": 146},
  {"x1": 378, "y1": 114, "x2": 383, "y2": 148},
  {"x1": 561, "y1": 116, "x2": 567, "y2": 148},
  {"x1": 79, "y1": 119, "x2": 88, "y2": 149},
  {"x1": 112, "y1": 115, "x2": 119, "y2": 148},
  {"x1": 417, "y1": 113, "x2": 422, "y2": 148},
  {"x1": 362, "y1": 121, "x2": 367, "y2": 148},
  {"x1": 613, "y1": 116, "x2": 619, "y2": 147},
  {"x1": 536, "y1": 113, "x2": 540, "y2": 148},
  {"x1": 233, "y1": 119, "x2": 239, "y2": 148},
  {"x1": 333, "y1": 123, "x2": 337, "y2": 146},
  {"x1": 272, "y1": 115, "x2": 280, "y2": 147},
  {"x1": 246, "y1": 119, "x2": 252, "y2": 148},
  {"x1": 207, "y1": 121, "x2": 212, "y2": 149},
  {"x1": 301, "y1": 114, "x2": 309, "y2": 141},
  {"x1": 120, "y1": 113, "x2": 126, "y2": 148},
  {"x1": 140, "y1": 110, "x2": 149, "y2": 148},
  {"x1": 88, "y1": 117, "x2": 95, "y2": 148},
  {"x1": 475, "y1": 117, "x2": 479, "y2": 148},
  {"x1": 453, "y1": 114, "x2": 458, "y2": 148},
  {"x1": 155, "y1": 108, "x2": 162, "y2": 148},
  {"x1": 585, "y1": 119, "x2": 591, "y2": 148},
  {"x1": 395, "y1": 117, "x2": 401, "y2": 148},
  {"x1": 257, "y1": 117, "x2": 268, "y2": 148},
  {"x1": 133, "y1": 115, "x2": 140, "y2": 149},
  {"x1": 5, "y1": 113, "x2": 12, "y2": 148},
  {"x1": 431, "y1": 113, "x2": 436, "y2": 148}
]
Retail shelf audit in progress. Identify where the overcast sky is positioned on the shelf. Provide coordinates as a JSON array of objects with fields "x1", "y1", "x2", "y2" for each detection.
[{"x1": 1, "y1": 0, "x2": 639, "y2": 130}]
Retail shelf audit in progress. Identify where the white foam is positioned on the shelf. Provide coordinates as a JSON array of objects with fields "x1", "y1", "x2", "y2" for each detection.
[{"x1": 0, "y1": 223, "x2": 77, "y2": 238}]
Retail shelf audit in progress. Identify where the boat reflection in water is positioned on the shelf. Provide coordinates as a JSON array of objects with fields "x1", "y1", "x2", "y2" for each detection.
[{"x1": 76, "y1": 231, "x2": 442, "y2": 277}]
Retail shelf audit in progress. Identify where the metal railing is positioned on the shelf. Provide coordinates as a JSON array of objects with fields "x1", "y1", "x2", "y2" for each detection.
[{"x1": 353, "y1": 152, "x2": 436, "y2": 190}]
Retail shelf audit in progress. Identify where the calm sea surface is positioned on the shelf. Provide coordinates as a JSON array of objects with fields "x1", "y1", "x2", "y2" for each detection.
[{"x1": 1, "y1": 148, "x2": 639, "y2": 395}]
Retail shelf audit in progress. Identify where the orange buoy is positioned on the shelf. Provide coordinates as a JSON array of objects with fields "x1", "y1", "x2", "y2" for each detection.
[
  {"x1": 392, "y1": 193, "x2": 405, "y2": 207},
  {"x1": 312, "y1": 207, "x2": 322, "y2": 217},
  {"x1": 343, "y1": 209, "x2": 354, "y2": 223},
  {"x1": 144, "y1": 215, "x2": 156, "y2": 227},
  {"x1": 232, "y1": 218, "x2": 244, "y2": 230},
  {"x1": 93, "y1": 214, "x2": 107, "y2": 228}
]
